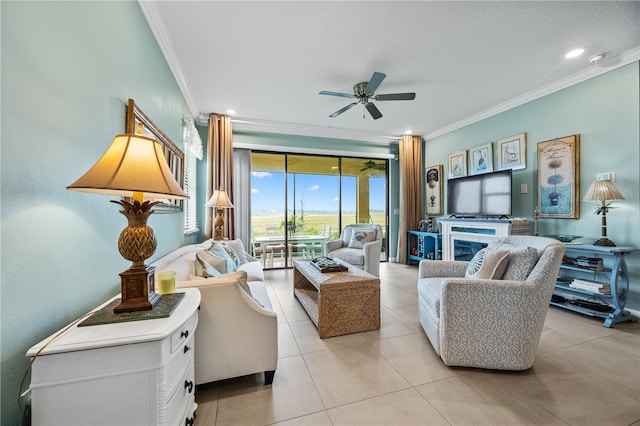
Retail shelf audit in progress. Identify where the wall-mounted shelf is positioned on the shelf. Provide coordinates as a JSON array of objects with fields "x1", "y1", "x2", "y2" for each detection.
[
  {"x1": 407, "y1": 231, "x2": 441, "y2": 265},
  {"x1": 551, "y1": 244, "x2": 638, "y2": 327}
]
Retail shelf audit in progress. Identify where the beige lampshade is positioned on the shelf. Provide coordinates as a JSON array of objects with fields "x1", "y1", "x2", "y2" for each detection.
[
  {"x1": 67, "y1": 134, "x2": 187, "y2": 200},
  {"x1": 206, "y1": 188, "x2": 234, "y2": 208},
  {"x1": 583, "y1": 179, "x2": 625, "y2": 202}
]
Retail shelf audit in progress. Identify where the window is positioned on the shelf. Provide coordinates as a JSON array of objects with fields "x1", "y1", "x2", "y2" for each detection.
[
  {"x1": 183, "y1": 144, "x2": 198, "y2": 234},
  {"x1": 250, "y1": 152, "x2": 388, "y2": 268}
]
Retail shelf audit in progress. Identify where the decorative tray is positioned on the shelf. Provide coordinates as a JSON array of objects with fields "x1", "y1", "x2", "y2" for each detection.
[{"x1": 310, "y1": 257, "x2": 348, "y2": 273}]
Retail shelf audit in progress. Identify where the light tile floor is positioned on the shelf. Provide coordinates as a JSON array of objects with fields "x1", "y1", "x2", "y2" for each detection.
[{"x1": 195, "y1": 262, "x2": 640, "y2": 426}]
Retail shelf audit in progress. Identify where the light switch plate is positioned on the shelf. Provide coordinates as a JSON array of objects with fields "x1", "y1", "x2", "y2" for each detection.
[
  {"x1": 520, "y1": 183, "x2": 528, "y2": 194},
  {"x1": 596, "y1": 172, "x2": 615, "y2": 182}
]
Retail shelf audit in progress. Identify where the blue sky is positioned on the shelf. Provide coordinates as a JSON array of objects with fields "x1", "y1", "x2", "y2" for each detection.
[{"x1": 251, "y1": 172, "x2": 386, "y2": 213}]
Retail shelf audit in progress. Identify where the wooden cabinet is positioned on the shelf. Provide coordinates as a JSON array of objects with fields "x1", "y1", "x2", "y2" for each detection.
[
  {"x1": 27, "y1": 288, "x2": 200, "y2": 425},
  {"x1": 551, "y1": 244, "x2": 638, "y2": 327},
  {"x1": 407, "y1": 231, "x2": 441, "y2": 264}
]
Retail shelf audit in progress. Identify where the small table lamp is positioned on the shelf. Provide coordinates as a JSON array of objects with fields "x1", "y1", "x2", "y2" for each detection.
[
  {"x1": 583, "y1": 179, "x2": 625, "y2": 246},
  {"x1": 206, "y1": 187, "x2": 234, "y2": 240},
  {"x1": 67, "y1": 134, "x2": 187, "y2": 313}
]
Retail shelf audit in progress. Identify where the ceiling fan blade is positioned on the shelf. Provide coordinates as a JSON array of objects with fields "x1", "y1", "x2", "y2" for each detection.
[
  {"x1": 374, "y1": 92, "x2": 416, "y2": 101},
  {"x1": 365, "y1": 102, "x2": 383, "y2": 120},
  {"x1": 364, "y1": 72, "x2": 386, "y2": 95},
  {"x1": 329, "y1": 102, "x2": 358, "y2": 118},
  {"x1": 320, "y1": 90, "x2": 356, "y2": 99}
]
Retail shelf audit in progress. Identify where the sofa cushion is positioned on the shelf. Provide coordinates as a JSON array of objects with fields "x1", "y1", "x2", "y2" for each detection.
[
  {"x1": 465, "y1": 248, "x2": 509, "y2": 279},
  {"x1": 247, "y1": 281, "x2": 273, "y2": 311},
  {"x1": 348, "y1": 229, "x2": 376, "y2": 248},
  {"x1": 327, "y1": 247, "x2": 364, "y2": 266},
  {"x1": 238, "y1": 260, "x2": 265, "y2": 282}
]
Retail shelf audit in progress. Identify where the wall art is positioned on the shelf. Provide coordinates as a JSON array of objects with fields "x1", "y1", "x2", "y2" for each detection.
[
  {"x1": 448, "y1": 150, "x2": 467, "y2": 179},
  {"x1": 537, "y1": 134, "x2": 580, "y2": 218},
  {"x1": 425, "y1": 164, "x2": 443, "y2": 215},
  {"x1": 469, "y1": 142, "x2": 493, "y2": 175},
  {"x1": 497, "y1": 133, "x2": 526, "y2": 171}
]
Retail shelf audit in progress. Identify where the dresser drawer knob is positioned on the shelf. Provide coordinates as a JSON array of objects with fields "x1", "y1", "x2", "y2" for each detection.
[
  {"x1": 185, "y1": 380, "x2": 194, "y2": 393},
  {"x1": 181, "y1": 330, "x2": 189, "y2": 339},
  {"x1": 185, "y1": 417, "x2": 194, "y2": 426},
  {"x1": 183, "y1": 345, "x2": 191, "y2": 354}
]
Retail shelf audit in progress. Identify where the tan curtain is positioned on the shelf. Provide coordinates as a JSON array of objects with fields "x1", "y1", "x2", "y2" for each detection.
[
  {"x1": 397, "y1": 135, "x2": 423, "y2": 264},
  {"x1": 206, "y1": 113, "x2": 235, "y2": 239}
]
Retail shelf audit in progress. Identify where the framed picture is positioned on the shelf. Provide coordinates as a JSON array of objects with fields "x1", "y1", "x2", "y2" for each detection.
[
  {"x1": 448, "y1": 150, "x2": 467, "y2": 179},
  {"x1": 497, "y1": 133, "x2": 526, "y2": 170},
  {"x1": 425, "y1": 164, "x2": 443, "y2": 215},
  {"x1": 537, "y1": 134, "x2": 580, "y2": 219},
  {"x1": 126, "y1": 99, "x2": 184, "y2": 212},
  {"x1": 469, "y1": 142, "x2": 493, "y2": 175}
]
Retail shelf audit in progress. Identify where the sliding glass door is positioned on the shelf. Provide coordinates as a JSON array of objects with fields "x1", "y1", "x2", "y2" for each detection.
[{"x1": 250, "y1": 152, "x2": 388, "y2": 269}]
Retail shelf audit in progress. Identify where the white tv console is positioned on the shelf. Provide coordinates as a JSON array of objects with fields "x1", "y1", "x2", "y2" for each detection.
[{"x1": 439, "y1": 218, "x2": 530, "y2": 261}]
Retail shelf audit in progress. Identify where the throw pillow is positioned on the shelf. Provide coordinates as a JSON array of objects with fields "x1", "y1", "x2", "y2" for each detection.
[
  {"x1": 207, "y1": 243, "x2": 238, "y2": 272},
  {"x1": 500, "y1": 245, "x2": 538, "y2": 281},
  {"x1": 221, "y1": 244, "x2": 241, "y2": 267},
  {"x1": 195, "y1": 252, "x2": 222, "y2": 278},
  {"x1": 348, "y1": 230, "x2": 375, "y2": 249},
  {"x1": 197, "y1": 250, "x2": 228, "y2": 274},
  {"x1": 222, "y1": 239, "x2": 248, "y2": 264},
  {"x1": 465, "y1": 248, "x2": 510, "y2": 279}
]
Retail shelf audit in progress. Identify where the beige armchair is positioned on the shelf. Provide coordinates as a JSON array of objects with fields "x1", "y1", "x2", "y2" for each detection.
[
  {"x1": 324, "y1": 224, "x2": 383, "y2": 276},
  {"x1": 417, "y1": 236, "x2": 565, "y2": 370}
]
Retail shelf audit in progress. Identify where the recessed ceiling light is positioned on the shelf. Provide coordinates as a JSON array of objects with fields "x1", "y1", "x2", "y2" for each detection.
[
  {"x1": 589, "y1": 53, "x2": 606, "y2": 64},
  {"x1": 226, "y1": 109, "x2": 237, "y2": 115},
  {"x1": 404, "y1": 130, "x2": 413, "y2": 135},
  {"x1": 565, "y1": 48, "x2": 585, "y2": 59}
]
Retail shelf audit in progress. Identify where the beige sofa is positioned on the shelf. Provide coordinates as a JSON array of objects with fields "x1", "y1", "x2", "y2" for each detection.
[{"x1": 151, "y1": 239, "x2": 278, "y2": 385}]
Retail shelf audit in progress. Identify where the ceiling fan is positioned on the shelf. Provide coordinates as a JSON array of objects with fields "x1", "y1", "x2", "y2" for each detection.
[
  {"x1": 319, "y1": 72, "x2": 416, "y2": 120},
  {"x1": 360, "y1": 160, "x2": 386, "y2": 172}
]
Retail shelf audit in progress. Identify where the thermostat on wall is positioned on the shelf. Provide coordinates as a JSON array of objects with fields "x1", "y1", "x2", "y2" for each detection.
[{"x1": 596, "y1": 172, "x2": 615, "y2": 182}]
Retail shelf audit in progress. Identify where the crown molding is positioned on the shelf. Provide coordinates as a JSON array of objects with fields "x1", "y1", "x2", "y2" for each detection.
[
  {"x1": 140, "y1": 2, "x2": 638, "y2": 145},
  {"x1": 138, "y1": 1, "x2": 200, "y2": 119},
  {"x1": 230, "y1": 117, "x2": 399, "y2": 145},
  {"x1": 424, "y1": 47, "x2": 640, "y2": 141}
]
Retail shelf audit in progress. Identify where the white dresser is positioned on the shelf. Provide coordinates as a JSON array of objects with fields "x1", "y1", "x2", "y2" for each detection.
[{"x1": 27, "y1": 288, "x2": 200, "y2": 425}]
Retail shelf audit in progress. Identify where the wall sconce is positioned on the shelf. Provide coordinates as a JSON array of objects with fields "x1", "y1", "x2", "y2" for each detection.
[
  {"x1": 67, "y1": 134, "x2": 187, "y2": 313},
  {"x1": 583, "y1": 178, "x2": 625, "y2": 246}
]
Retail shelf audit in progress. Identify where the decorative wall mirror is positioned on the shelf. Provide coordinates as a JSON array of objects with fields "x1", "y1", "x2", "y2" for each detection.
[{"x1": 126, "y1": 98, "x2": 184, "y2": 212}]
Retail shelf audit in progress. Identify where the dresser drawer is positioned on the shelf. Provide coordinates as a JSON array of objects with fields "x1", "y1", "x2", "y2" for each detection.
[
  {"x1": 164, "y1": 332, "x2": 195, "y2": 397},
  {"x1": 166, "y1": 358, "x2": 195, "y2": 425},
  {"x1": 170, "y1": 310, "x2": 198, "y2": 354}
]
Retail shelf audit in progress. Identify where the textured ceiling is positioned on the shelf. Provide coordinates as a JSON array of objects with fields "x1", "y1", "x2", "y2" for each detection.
[{"x1": 140, "y1": 1, "x2": 640, "y2": 143}]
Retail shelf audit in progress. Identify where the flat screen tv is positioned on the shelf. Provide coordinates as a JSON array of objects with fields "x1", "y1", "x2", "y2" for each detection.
[{"x1": 446, "y1": 170, "x2": 512, "y2": 217}]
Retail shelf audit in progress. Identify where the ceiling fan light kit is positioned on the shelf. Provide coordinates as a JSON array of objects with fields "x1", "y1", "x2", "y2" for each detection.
[{"x1": 320, "y1": 72, "x2": 416, "y2": 120}]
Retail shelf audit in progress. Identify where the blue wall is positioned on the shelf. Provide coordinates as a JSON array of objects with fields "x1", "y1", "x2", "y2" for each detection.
[
  {"x1": 1, "y1": 2, "x2": 200, "y2": 423},
  {"x1": 424, "y1": 62, "x2": 640, "y2": 311}
]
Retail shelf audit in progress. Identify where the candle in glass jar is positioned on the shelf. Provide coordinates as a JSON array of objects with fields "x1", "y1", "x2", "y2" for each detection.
[{"x1": 156, "y1": 271, "x2": 176, "y2": 294}]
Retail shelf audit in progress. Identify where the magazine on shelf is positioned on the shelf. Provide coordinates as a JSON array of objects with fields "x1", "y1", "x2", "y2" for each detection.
[{"x1": 569, "y1": 278, "x2": 611, "y2": 294}]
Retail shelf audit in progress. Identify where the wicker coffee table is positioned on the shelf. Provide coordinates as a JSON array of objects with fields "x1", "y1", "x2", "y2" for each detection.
[{"x1": 293, "y1": 259, "x2": 380, "y2": 338}]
